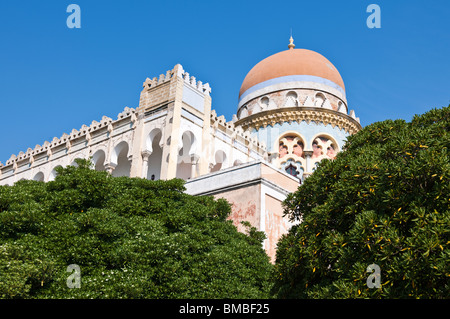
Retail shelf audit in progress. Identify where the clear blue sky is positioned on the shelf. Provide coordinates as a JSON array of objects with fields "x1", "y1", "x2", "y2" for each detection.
[{"x1": 0, "y1": 0, "x2": 449, "y2": 163}]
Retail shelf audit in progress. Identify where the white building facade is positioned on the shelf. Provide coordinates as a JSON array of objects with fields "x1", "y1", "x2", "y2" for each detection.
[{"x1": 0, "y1": 39, "x2": 362, "y2": 261}]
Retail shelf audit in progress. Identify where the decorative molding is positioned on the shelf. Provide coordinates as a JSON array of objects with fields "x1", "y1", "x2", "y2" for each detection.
[{"x1": 234, "y1": 107, "x2": 362, "y2": 135}]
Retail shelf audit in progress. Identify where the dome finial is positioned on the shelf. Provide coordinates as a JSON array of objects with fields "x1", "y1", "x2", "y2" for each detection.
[{"x1": 288, "y1": 32, "x2": 295, "y2": 50}]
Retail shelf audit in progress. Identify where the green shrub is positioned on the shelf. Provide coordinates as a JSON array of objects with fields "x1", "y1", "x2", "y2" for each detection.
[
  {"x1": 273, "y1": 106, "x2": 450, "y2": 298},
  {"x1": 0, "y1": 159, "x2": 272, "y2": 299}
]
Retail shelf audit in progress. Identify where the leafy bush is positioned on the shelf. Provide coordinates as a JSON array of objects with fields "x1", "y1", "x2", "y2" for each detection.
[
  {"x1": 273, "y1": 106, "x2": 450, "y2": 298},
  {"x1": 0, "y1": 160, "x2": 273, "y2": 298}
]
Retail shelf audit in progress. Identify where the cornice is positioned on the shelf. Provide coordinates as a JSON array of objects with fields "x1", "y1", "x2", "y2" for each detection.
[{"x1": 234, "y1": 107, "x2": 362, "y2": 135}]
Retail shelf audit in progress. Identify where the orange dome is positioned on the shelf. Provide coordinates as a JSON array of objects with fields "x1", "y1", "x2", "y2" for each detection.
[{"x1": 239, "y1": 48, "x2": 345, "y2": 99}]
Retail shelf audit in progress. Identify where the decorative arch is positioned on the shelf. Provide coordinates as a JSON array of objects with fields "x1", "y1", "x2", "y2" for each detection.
[
  {"x1": 146, "y1": 128, "x2": 163, "y2": 153},
  {"x1": 145, "y1": 129, "x2": 163, "y2": 180},
  {"x1": 260, "y1": 96, "x2": 270, "y2": 110},
  {"x1": 49, "y1": 165, "x2": 63, "y2": 181},
  {"x1": 178, "y1": 130, "x2": 197, "y2": 155},
  {"x1": 69, "y1": 154, "x2": 84, "y2": 167},
  {"x1": 92, "y1": 149, "x2": 106, "y2": 171},
  {"x1": 210, "y1": 149, "x2": 227, "y2": 173},
  {"x1": 272, "y1": 131, "x2": 306, "y2": 177},
  {"x1": 284, "y1": 91, "x2": 298, "y2": 107},
  {"x1": 272, "y1": 130, "x2": 307, "y2": 156},
  {"x1": 111, "y1": 141, "x2": 131, "y2": 177},
  {"x1": 314, "y1": 92, "x2": 326, "y2": 107},
  {"x1": 281, "y1": 159, "x2": 304, "y2": 180},
  {"x1": 176, "y1": 130, "x2": 198, "y2": 180},
  {"x1": 33, "y1": 171, "x2": 45, "y2": 182},
  {"x1": 310, "y1": 133, "x2": 340, "y2": 161},
  {"x1": 110, "y1": 141, "x2": 130, "y2": 166}
]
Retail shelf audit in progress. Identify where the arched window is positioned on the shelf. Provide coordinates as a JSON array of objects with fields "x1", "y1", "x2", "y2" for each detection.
[
  {"x1": 314, "y1": 93, "x2": 325, "y2": 107},
  {"x1": 284, "y1": 91, "x2": 298, "y2": 107},
  {"x1": 111, "y1": 141, "x2": 131, "y2": 177},
  {"x1": 285, "y1": 163, "x2": 299, "y2": 177},
  {"x1": 176, "y1": 131, "x2": 197, "y2": 180},
  {"x1": 311, "y1": 136, "x2": 339, "y2": 160},
  {"x1": 278, "y1": 136, "x2": 305, "y2": 159},
  {"x1": 92, "y1": 150, "x2": 106, "y2": 171},
  {"x1": 210, "y1": 150, "x2": 227, "y2": 173},
  {"x1": 260, "y1": 97, "x2": 270, "y2": 109},
  {"x1": 33, "y1": 172, "x2": 45, "y2": 182}
]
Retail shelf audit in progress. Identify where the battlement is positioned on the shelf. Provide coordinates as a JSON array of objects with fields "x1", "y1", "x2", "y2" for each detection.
[
  {"x1": 210, "y1": 109, "x2": 267, "y2": 154},
  {"x1": 139, "y1": 64, "x2": 211, "y2": 112},
  {"x1": 141, "y1": 64, "x2": 211, "y2": 95},
  {"x1": 0, "y1": 106, "x2": 136, "y2": 169}
]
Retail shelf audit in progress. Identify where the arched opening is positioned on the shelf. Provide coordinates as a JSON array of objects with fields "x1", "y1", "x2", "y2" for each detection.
[
  {"x1": 282, "y1": 160, "x2": 304, "y2": 181},
  {"x1": 70, "y1": 157, "x2": 83, "y2": 167},
  {"x1": 147, "y1": 130, "x2": 163, "y2": 180},
  {"x1": 284, "y1": 91, "x2": 298, "y2": 107},
  {"x1": 285, "y1": 163, "x2": 299, "y2": 177},
  {"x1": 49, "y1": 165, "x2": 63, "y2": 181},
  {"x1": 33, "y1": 172, "x2": 45, "y2": 182},
  {"x1": 111, "y1": 141, "x2": 131, "y2": 177},
  {"x1": 314, "y1": 93, "x2": 325, "y2": 107},
  {"x1": 278, "y1": 135, "x2": 305, "y2": 159},
  {"x1": 260, "y1": 96, "x2": 269, "y2": 110},
  {"x1": 210, "y1": 150, "x2": 227, "y2": 173},
  {"x1": 176, "y1": 131, "x2": 196, "y2": 180},
  {"x1": 311, "y1": 135, "x2": 338, "y2": 160},
  {"x1": 92, "y1": 150, "x2": 106, "y2": 171}
]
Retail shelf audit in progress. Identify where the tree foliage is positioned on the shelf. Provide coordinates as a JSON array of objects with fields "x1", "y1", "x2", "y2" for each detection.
[
  {"x1": 0, "y1": 160, "x2": 272, "y2": 298},
  {"x1": 273, "y1": 106, "x2": 450, "y2": 298}
]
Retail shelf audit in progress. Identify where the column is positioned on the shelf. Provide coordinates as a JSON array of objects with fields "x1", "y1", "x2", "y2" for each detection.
[
  {"x1": 190, "y1": 154, "x2": 199, "y2": 179},
  {"x1": 303, "y1": 150, "x2": 313, "y2": 180},
  {"x1": 141, "y1": 150, "x2": 152, "y2": 179}
]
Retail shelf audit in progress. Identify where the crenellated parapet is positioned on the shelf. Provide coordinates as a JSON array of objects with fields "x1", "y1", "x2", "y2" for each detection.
[
  {"x1": 139, "y1": 64, "x2": 211, "y2": 112},
  {"x1": 210, "y1": 109, "x2": 267, "y2": 156},
  {"x1": 180, "y1": 70, "x2": 211, "y2": 96},
  {"x1": 0, "y1": 106, "x2": 136, "y2": 175},
  {"x1": 141, "y1": 69, "x2": 174, "y2": 90}
]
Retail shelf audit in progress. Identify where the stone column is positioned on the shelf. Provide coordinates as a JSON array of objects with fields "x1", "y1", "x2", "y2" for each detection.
[
  {"x1": 190, "y1": 154, "x2": 199, "y2": 179},
  {"x1": 303, "y1": 150, "x2": 313, "y2": 180},
  {"x1": 141, "y1": 150, "x2": 152, "y2": 179}
]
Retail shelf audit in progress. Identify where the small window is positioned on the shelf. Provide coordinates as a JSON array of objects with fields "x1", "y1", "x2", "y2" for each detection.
[
  {"x1": 315, "y1": 93, "x2": 325, "y2": 107},
  {"x1": 285, "y1": 164, "x2": 298, "y2": 177},
  {"x1": 285, "y1": 91, "x2": 298, "y2": 107},
  {"x1": 260, "y1": 97, "x2": 270, "y2": 108}
]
